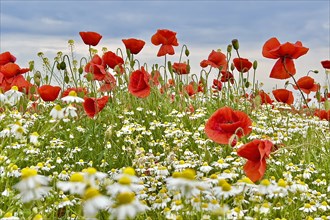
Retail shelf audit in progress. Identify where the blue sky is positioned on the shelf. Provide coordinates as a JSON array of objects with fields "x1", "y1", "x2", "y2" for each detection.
[{"x1": 1, "y1": 0, "x2": 329, "y2": 92}]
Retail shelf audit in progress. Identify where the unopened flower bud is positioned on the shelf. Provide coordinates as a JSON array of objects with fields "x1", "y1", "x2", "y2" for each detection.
[
  {"x1": 253, "y1": 60, "x2": 258, "y2": 70},
  {"x1": 185, "y1": 48, "x2": 190, "y2": 57},
  {"x1": 313, "y1": 70, "x2": 319, "y2": 74},
  {"x1": 232, "y1": 39, "x2": 239, "y2": 50},
  {"x1": 325, "y1": 100, "x2": 330, "y2": 111},
  {"x1": 60, "y1": 61, "x2": 66, "y2": 70},
  {"x1": 230, "y1": 63, "x2": 235, "y2": 72},
  {"x1": 86, "y1": 73, "x2": 93, "y2": 82},
  {"x1": 34, "y1": 77, "x2": 40, "y2": 86},
  {"x1": 227, "y1": 44, "x2": 232, "y2": 53},
  {"x1": 78, "y1": 67, "x2": 84, "y2": 74}
]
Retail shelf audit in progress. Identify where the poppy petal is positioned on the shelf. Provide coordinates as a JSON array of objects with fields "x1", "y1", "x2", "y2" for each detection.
[
  {"x1": 262, "y1": 37, "x2": 281, "y2": 59},
  {"x1": 270, "y1": 58, "x2": 296, "y2": 79}
]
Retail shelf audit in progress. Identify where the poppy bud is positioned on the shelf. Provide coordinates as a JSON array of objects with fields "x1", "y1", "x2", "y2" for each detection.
[
  {"x1": 313, "y1": 70, "x2": 319, "y2": 74},
  {"x1": 253, "y1": 60, "x2": 258, "y2": 70},
  {"x1": 168, "y1": 61, "x2": 173, "y2": 74},
  {"x1": 86, "y1": 72, "x2": 93, "y2": 82},
  {"x1": 185, "y1": 48, "x2": 190, "y2": 57},
  {"x1": 245, "y1": 81, "x2": 250, "y2": 88},
  {"x1": 60, "y1": 61, "x2": 66, "y2": 70},
  {"x1": 78, "y1": 67, "x2": 83, "y2": 74},
  {"x1": 232, "y1": 39, "x2": 239, "y2": 50},
  {"x1": 34, "y1": 71, "x2": 42, "y2": 78},
  {"x1": 325, "y1": 100, "x2": 330, "y2": 111},
  {"x1": 227, "y1": 44, "x2": 232, "y2": 53},
  {"x1": 68, "y1": 39, "x2": 74, "y2": 46},
  {"x1": 64, "y1": 73, "x2": 69, "y2": 84},
  {"x1": 56, "y1": 63, "x2": 61, "y2": 70},
  {"x1": 34, "y1": 77, "x2": 40, "y2": 86},
  {"x1": 230, "y1": 63, "x2": 235, "y2": 72},
  {"x1": 29, "y1": 61, "x2": 34, "y2": 71},
  {"x1": 316, "y1": 91, "x2": 321, "y2": 102}
]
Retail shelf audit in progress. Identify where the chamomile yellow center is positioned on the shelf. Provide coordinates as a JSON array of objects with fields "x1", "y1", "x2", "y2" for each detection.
[
  {"x1": 69, "y1": 173, "x2": 84, "y2": 182},
  {"x1": 11, "y1": 86, "x2": 19, "y2": 91},
  {"x1": 85, "y1": 167, "x2": 97, "y2": 175},
  {"x1": 54, "y1": 105, "x2": 62, "y2": 111},
  {"x1": 123, "y1": 167, "x2": 135, "y2": 176},
  {"x1": 84, "y1": 187, "x2": 100, "y2": 200},
  {"x1": 116, "y1": 192, "x2": 135, "y2": 205},
  {"x1": 21, "y1": 167, "x2": 37, "y2": 179},
  {"x1": 180, "y1": 168, "x2": 196, "y2": 180},
  {"x1": 118, "y1": 176, "x2": 132, "y2": 185},
  {"x1": 68, "y1": 91, "x2": 77, "y2": 97}
]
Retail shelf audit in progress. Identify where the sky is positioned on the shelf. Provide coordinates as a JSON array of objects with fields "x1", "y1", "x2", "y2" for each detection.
[{"x1": 1, "y1": 0, "x2": 329, "y2": 93}]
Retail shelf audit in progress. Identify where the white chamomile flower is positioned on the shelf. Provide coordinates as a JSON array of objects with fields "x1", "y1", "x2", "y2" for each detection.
[
  {"x1": 199, "y1": 162, "x2": 213, "y2": 174},
  {"x1": 50, "y1": 104, "x2": 64, "y2": 120},
  {"x1": 63, "y1": 104, "x2": 78, "y2": 117},
  {"x1": 0, "y1": 91, "x2": 8, "y2": 103},
  {"x1": 83, "y1": 187, "x2": 111, "y2": 219},
  {"x1": 13, "y1": 167, "x2": 51, "y2": 203},
  {"x1": 299, "y1": 202, "x2": 317, "y2": 213},
  {"x1": 82, "y1": 167, "x2": 107, "y2": 188},
  {"x1": 166, "y1": 168, "x2": 208, "y2": 198},
  {"x1": 9, "y1": 122, "x2": 27, "y2": 139},
  {"x1": 57, "y1": 172, "x2": 87, "y2": 196},
  {"x1": 61, "y1": 91, "x2": 84, "y2": 103},
  {"x1": 0, "y1": 212, "x2": 20, "y2": 220},
  {"x1": 29, "y1": 132, "x2": 40, "y2": 145},
  {"x1": 213, "y1": 179, "x2": 241, "y2": 199},
  {"x1": 109, "y1": 191, "x2": 149, "y2": 220},
  {"x1": 4, "y1": 86, "x2": 24, "y2": 105}
]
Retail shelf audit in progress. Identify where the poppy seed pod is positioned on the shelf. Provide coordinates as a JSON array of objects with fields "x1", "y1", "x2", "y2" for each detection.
[{"x1": 232, "y1": 39, "x2": 239, "y2": 50}]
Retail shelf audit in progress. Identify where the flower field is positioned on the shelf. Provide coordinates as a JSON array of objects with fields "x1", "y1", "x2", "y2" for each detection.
[{"x1": 0, "y1": 30, "x2": 330, "y2": 219}]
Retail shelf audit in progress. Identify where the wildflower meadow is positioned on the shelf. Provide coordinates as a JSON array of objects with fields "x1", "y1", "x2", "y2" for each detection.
[{"x1": 0, "y1": 30, "x2": 330, "y2": 220}]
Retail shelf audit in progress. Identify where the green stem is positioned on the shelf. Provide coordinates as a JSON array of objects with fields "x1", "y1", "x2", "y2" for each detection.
[{"x1": 282, "y1": 57, "x2": 310, "y2": 110}]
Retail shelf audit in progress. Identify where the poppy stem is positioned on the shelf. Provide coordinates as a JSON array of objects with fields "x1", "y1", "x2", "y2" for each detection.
[
  {"x1": 178, "y1": 44, "x2": 188, "y2": 64},
  {"x1": 282, "y1": 58, "x2": 310, "y2": 110}
]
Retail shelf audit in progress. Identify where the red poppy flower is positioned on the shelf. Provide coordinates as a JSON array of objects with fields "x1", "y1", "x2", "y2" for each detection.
[
  {"x1": 184, "y1": 83, "x2": 196, "y2": 96},
  {"x1": 151, "y1": 29, "x2": 179, "y2": 57},
  {"x1": 84, "y1": 55, "x2": 107, "y2": 81},
  {"x1": 262, "y1": 37, "x2": 309, "y2": 79},
  {"x1": 205, "y1": 106, "x2": 252, "y2": 145},
  {"x1": 200, "y1": 50, "x2": 227, "y2": 71},
  {"x1": 128, "y1": 67, "x2": 151, "y2": 98},
  {"x1": 102, "y1": 51, "x2": 124, "y2": 69},
  {"x1": 99, "y1": 73, "x2": 116, "y2": 92},
  {"x1": 0, "y1": 63, "x2": 29, "y2": 78},
  {"x1": 237, "y1": 139, "x2": 273, "y2": 182},
  {"x1": 0, "y1": 51, "x2": 16, "y2": 66},
  {"x1": 321, "y1": 60, "x2": 330, "y2": 69},
  {"x1": 220, "y1": 71, "x2": 235, "y2": 84},
  {"x1": 38, "y1": 85, "x2": 61, "y2": 101},
  {"x1": 83, "y1": 96, "x2": 109, "y2": 118},
  {"x1": 293, "y1": 76, "x2": 319, "y2": 94},
  {"x1": 258, "y1": 90, "x2": 273, "y2": 104},
  {"x1": 122, "y1": 38, "x2": 145, "y2": 55},
  {"x1": 314, "y1": 109, "x2": 330, "y2": 121},
  {"x1": 172, "y1": 62, "x2": 190, "y2": 75},
  {"x1": 0, "y1": 74, "x2": 32, "y2": 93},
  {"x1": 79, "y1": 31, "x2": 102, "y2": 46},
  {"x1": 212, "y1": 79, "x2": 223, "y2": 91},
  {"x1": 151, "y1": 70, "x2": 161, "y2": 86},
  {"x1": 272, "y1": 89, "x2": 294, "y2": 105},
  {"x1": 233, "y1": 58, "x2": 252, "y2": 73}
]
